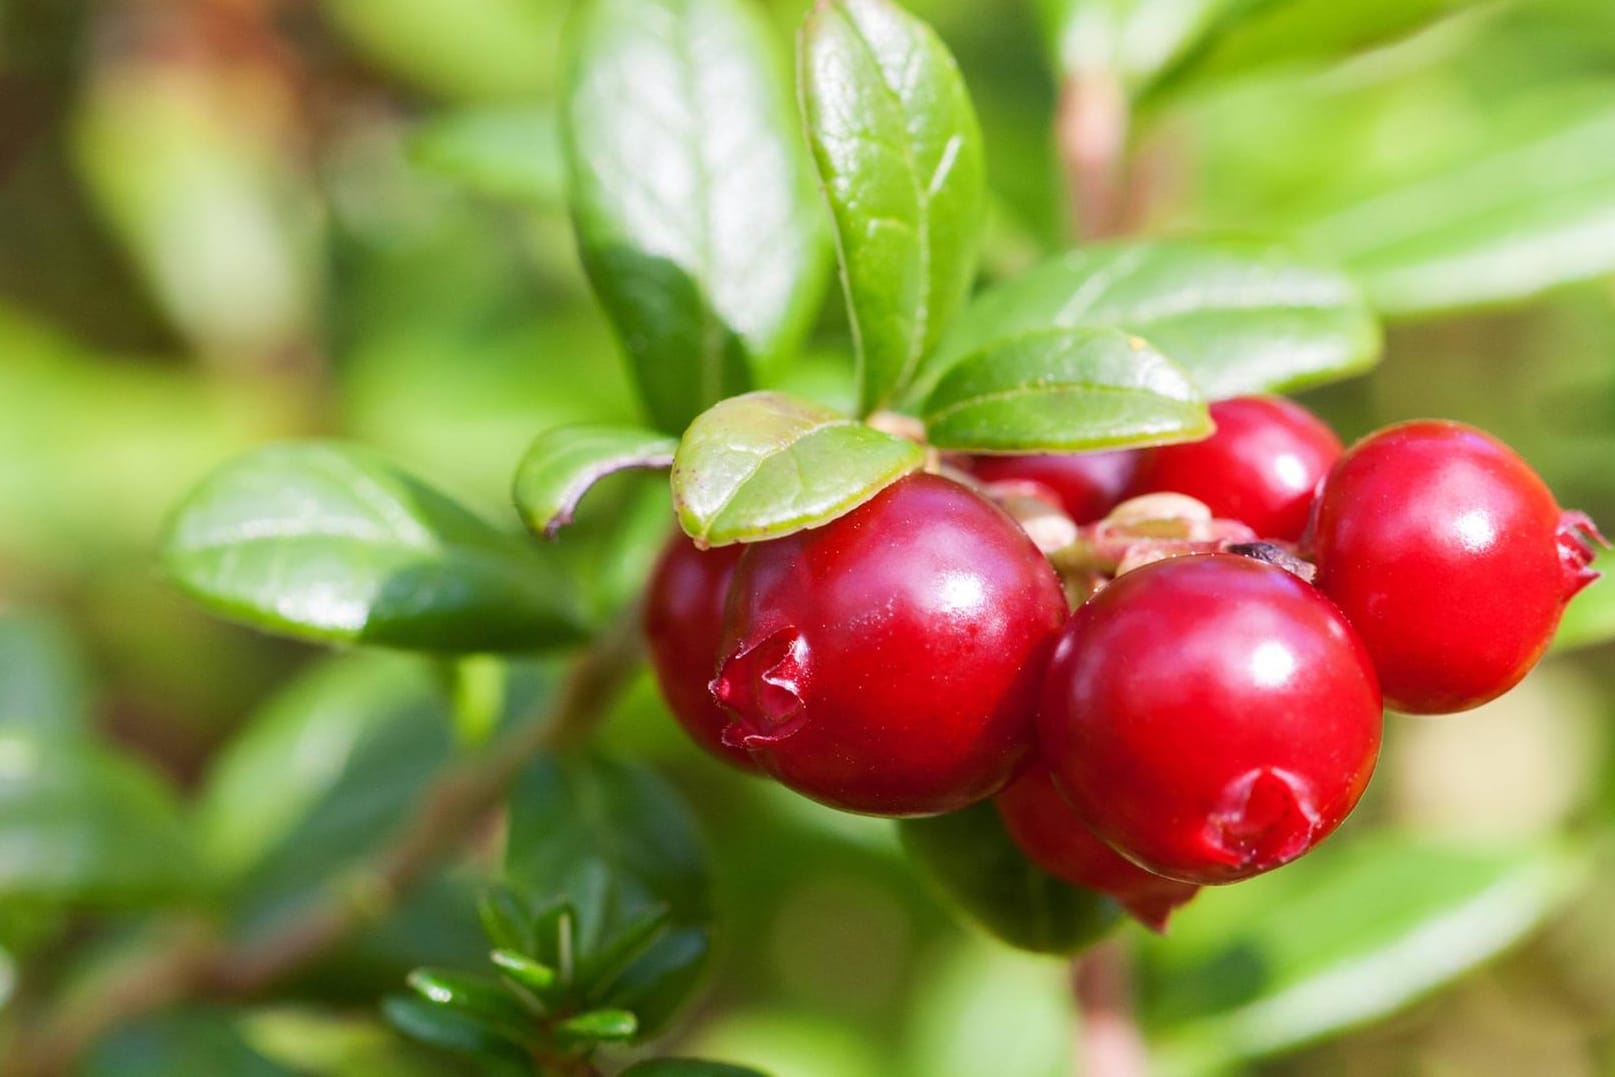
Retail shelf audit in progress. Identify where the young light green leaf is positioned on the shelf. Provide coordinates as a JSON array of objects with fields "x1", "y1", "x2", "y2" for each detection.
[
  {"x1": 671, "y1": 391, "x2": 922, "y2": 546},
  {"x1": 801, "y1": 0, "x2": 987, "y2": 413},
  {"x1": 565, "y1": 0, "x2": 828, "y2": 433},
  {"x1": 163, "y1": 441, "x2": 587, "y2": 653},
  {"x1": 553, "y1": 1007, "x2": 639, "y2": 1043},
  {"x1": 513, "y1": 425, "x2": 678, "y2": 538},
  {"x1": 1139, "y1": 837, "x2": 1587, "y2": 1073},
  {"x1": 898, "y1": 801, "x2": 1122, "y2": 955},
  {"x1": 0, "y1": 729, "x2": 195, "y2": 903},
  {"x1": 921, "y1": 239, "x2": 1380, "y2": 401},
  {"x1": 1303, "y1": 98, "x2": 1615, "y2": 319},
  {"x1": 409, "y1": 106, "x2": 565, "y2": 208},
  {"x1": 922, "y1": 327, "x2": 1210, "y2": 452},
  {"x1": 490, "y1": 949, "x2": 559, "y2": 997}
]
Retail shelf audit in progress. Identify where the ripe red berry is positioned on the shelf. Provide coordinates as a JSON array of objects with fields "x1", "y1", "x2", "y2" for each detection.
[
  {"x1": 1039, "y1": 554, "x2": 1382, "y2": 885},
  {"x1": 996, "y1": 764, "x2": 1198, "y2": 930},
  {"x1": 1128, "y1": 396, "x2": 1342, "y2": 542},
  {"x1": 1309, "y1": 420, "x2": 1601, "y2": 714},
  {"x1": 643, "y1": 534, "x2": 759, "y2": 772},
  {"x1": 712, "y1": 473, "x2": 1067, "y2": 816},
  {"x1": 965, "y1": 451, "x2": 1138, "y2": 524}
]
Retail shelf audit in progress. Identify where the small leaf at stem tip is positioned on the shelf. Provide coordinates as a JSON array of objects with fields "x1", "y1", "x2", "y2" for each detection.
[
  {"x1": 580, "y1": 903, "x2": 673, "y2": 1000},
  {"x1": 491, "y1": 948, "x2": 559, "y2": 996},
  {"x1": 478, "y1": 884, "x2": 536, "y2": 956},
  {"x1": 514, "y1": 425, "x2": 679, "y2": 538},
  {"x1": 554, "y1": 1008, "x2": 639, "y2": 1043},
  {"x1": 671, "y1": 391, "x2": 923, "y2": 546}
]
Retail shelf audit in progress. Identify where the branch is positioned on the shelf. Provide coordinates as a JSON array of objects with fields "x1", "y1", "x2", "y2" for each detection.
[
  {"x1": 8, "y1": 608, "x2": 645, "y2": 1077},
  {"x1": 1055, "y1": 70, "x2": 1131, "y2": 241},
  {"x1": 1073, "y1": 940, "x2": 1148, "y2": 1077}
]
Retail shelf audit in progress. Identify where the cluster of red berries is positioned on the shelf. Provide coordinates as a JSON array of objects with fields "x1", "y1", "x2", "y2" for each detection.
[{"x1": 644, "y1": 398, "x2": 1604, "y2": 930}]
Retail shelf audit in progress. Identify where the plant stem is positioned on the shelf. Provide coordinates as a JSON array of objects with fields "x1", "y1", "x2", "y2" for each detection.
[
  {"x1": 1073, "y1": 940, "x2": 1148, "y2": 1077},
  {"x1": 1056, "y1": 70, "x2": 1131, "y2": 241},
  {"x1": 7, "y1": 608, "x2": 645, "y2": 1077}
]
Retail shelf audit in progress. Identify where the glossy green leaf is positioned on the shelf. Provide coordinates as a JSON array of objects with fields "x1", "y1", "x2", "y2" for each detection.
[
  {"x1": 513, "y1": 425, "x2": 678, "y2": 538},
  {"x1": 409, "y1": 106, "x2": 565, "y2": 207},
  {"x1": 1303, "y1": 97, "x2": 1615, "y2": 319},
  {"x1": 565, "y1": 0, "x2": 828, "y2": 433},
  {"x1": 1032, "y1": 0, "x2": 1223, "y2": 89},
  {"x1": 671, "y1": 391, "x2": 922, "y2": 546},
  {"x1": 382, "y1": 995, "x2": 530, "y2": 1066},
  {"x1": 0, "y1": 612, "x2": 90, "y2": 734},
  {"x1": 921, "y1": 327, "x2": 1211, "y2": 452},
  {"x1": 898, "y1": 801, "x2": 1122, "y2": 954},
  {"x1": 554, "y1": 1007, "x2": 639, "y2": 1043},
  {"x1": 1138, "y1": 836, "x2": 1587, "y2": 1073},
  {"x1": 922, "y1": 239, "x2": 1381, "y2": 400},
  {"x1": 504, "y1": 752, "x2": 713, "y2": 1036},
  {"x1": 490, "y1": 949, "x2": 559, "y2": 997},
  {"x1": 800, "y1": 0, "x2": 987, "y2": 413},
  {"x1": 163, "y1": 441, "x2": 587, "y2": 653},
  {"x1": 1553, "y1": 547, "x2": 1615, "y2": 651},
  {"x1": 622, "y1": 1060, "x2": 770, "y2": 1077},
  {"x1": 407, "y1": 969, "x2": 537, "y2": 1039},
  {"x1": 0, "y1": 729, "x2": 194, "y2": 903}
]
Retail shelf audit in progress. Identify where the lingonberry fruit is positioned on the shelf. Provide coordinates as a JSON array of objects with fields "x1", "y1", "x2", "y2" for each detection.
[
  {"x1": 712, "y1": 473, "x2": 1067, "y2": 816},
  {"x1": 1039, "y1": 553, "x2": 1382, "y2": 885},
  {"x1": 1310, "y1": 420, "x2": 1603, "y2": 714},
  {"x1": 996, "y1": 764, "x2": 1198, "y2": 930},
  {"x1": 965, "y1": 451, "x2": 1138, "y2": 524},
  {"x1": 1128, "y1": 396, "x2": 1342, "y2": 542},
  {"x1": 643, "y1": 534, "x2": 759, "y2": 772}
]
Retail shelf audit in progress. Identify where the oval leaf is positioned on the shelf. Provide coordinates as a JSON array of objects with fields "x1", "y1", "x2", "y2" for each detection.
[
  {"x1": 565, "y1": 0, "x2": 828, "y2": 433},
  {"x1": 671, "y1": 391, "x2": 923, "y2": 546},
  {"x1": 163, "y1": 441, "x2": 587, "y2": 653},
  {"x1": 1138, "y1": 837, "x2": 1587, "y2": 1072},
  {"x1": 554, "y1": 1007, "x2": 638, "y2": 1043},
  {"x1": 513, "y1": 425, "x2": 678, "y2": 538},
  {"x1": 409, "y1": 106, "x2": 565, "y2": 208},
  {"x1": 922, "y1": 239, "x2": 1381, "y2": 401},
  {"x1": 801, "y1": 0, "x2": 987, "y2": 413},
  {"x1": 922, "y1": 327, "x2": 1210, "y2": 452},
  {"x1": 899, "y1": 801, "x2": 1122, "y2": 955},
  {"x1": 1303, "y1": 96, "x2": 1615, "y2": 319}
]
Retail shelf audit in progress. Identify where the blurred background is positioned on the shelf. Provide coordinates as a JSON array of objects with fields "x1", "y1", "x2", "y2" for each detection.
[{"x1": 2, "y1": 0, "x2": 1615, "y2": 1073}]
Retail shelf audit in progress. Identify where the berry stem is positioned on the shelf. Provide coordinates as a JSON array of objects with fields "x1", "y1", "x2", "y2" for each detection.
[{"x1": 1073, "y1": 940, "x2": 1148, "y2": 1077}]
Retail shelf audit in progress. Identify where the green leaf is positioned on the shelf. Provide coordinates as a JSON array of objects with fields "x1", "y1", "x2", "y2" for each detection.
[
  {"x1": 479, "y1": 885, "x2": 538, "y2": 956},
  {"x1": 1138, "y1": 836, "x2": 1587, "y2": 1073},
  {"x1": 409, "y1": 106, "x2": 565, "y2": 207},
  {"x1": 565, "y1": 0, "x2": 828, "y2": 433},
  {"x1": 504, "y1": 752, "x2": 713, "y2": 1036},
  {"x1": 898, "y1": 801, "x2": 1122, "y2": 954},
  {"x1": 622, "y1": 1060, "x2": 770, "y2": 1077},
  {"x1": 513, "y1": 425, "x2": 678, "y2": 538},
  {"x1": 1032, "y1": 0, "x2": 1223, "y2": 89},
  {"x1": 921, "y1": 239, "x2": 1381, "y2": 401},
  {"x1": 382, "y1": 995, "x2": 530, "y2": 1066},
  {"x1": 407, "y1": 969, "x2": 537, "y2": 1038},
  {"x1": 554, "y1": 1007, "x2": 639, "y2": 1043},
  {"x1": 490, "y1": 949, "x2": 559, "y2": 997},
  {"x1": 0, "y1": 729, "x2": 194, "y2": 903},
  {"x1": 162, "y1": 441, "x2": 587, "y2": 653},
  {"x1": 921, "y1": 327, "x2": 1210, "y2": 452},
  {"x1": 671, "y1": 391, "x2": 922, "y2": 546},
  {"x1": 0, "y1": 612, "x2": 90, "y2": 734},
  {"x1": 578, "y1": 904, "x2": 672, "y2": 1001},
  {"x1": 1302, "y1": 96, "x2": 1615, "y2": 319},
  {"x1": 800, "y1": 0, "x2": 987, "y2": 413},
  {"x1": 1553, "y1": 547, "x2": 1615, "y2": 651}
]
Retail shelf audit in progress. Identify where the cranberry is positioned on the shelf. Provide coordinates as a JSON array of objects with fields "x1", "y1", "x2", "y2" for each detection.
[
  {"x1": 965, "y1": 451, "x2": 1138, "y2": 524},
  {"x1": 1128, "y1": 396, "x2": 1341, "y2": 542},
  {"x1": 996, "y1": 764, "x2": 1197, "y2": 930},
  {"x1": 712, "y1": 473, "x2": 1067, "y2": 816},
  {"x1": 643, "y1": 534, "x2": 758, "y2": 772},
  {"x1": 1310, "y1": 420, "x2": 1602, "y2": 714},
  {"x1": 1039, "y1": 554, "x2": 1382, "y2": 885}
]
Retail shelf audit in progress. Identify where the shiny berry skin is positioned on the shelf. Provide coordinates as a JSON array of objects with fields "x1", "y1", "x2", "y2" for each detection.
[
  {"x1": 1128, "y1": 396, "x2": 1342, "y2": 542},
  {"x1": 643, "y1": 534, "x2": 759, "y2": 772},
  {"x1": 712, "y1": 473, "x2": 1068, "y2": 817},
  {"x1": 1039, "y1": 554, "x2": 1382, "y2": 885},
  {"x1": 1310, "y1": 420, "x2": 1600, "y2": 715},
  {"x1": 996, "y1": 764, "x2": 1198, "y2": 930},
  {"x1": 965, "y1": 451, "x2": 1138, "y2": 524}
]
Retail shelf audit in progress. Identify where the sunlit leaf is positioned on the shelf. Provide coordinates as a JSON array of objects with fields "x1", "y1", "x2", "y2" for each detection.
[{"x1": 513, "y1": 425, "x2": 678, "y2": 538}]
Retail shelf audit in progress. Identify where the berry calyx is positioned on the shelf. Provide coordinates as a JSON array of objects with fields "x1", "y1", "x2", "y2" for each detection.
[
  {"x1": 643, "y1": 534, "x2": 759, "y2": 772},
  {"x1": 1038, "y1": 553, "x2": 1382, "y2": 885},
  {"x1": 965, "y1": 450, "x2": 1138, "y2": 525},
  {"x1": 712, "y1": 473, "x2": 1068, "y2": 816},
  {"x1": 1309, "y1": 420, "x2": 1602, "y2": 714},
  {"x1": 1128, "y1": 396, "x2": 1342, "y2": 542},
  {"x1": 995, "y1": 764, "x2": 1198, "y2": 931}
]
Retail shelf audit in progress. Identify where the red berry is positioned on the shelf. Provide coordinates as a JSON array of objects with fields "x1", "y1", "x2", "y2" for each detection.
[
  {"x1": 1310, "y1": 420, "x2": 1601, "y2": 714},
  {"x1": 1128, "y1": 396, "x2": 1342, "y2": 542},
  {"x1": 643, "y1": 534, "x2": 759, "y2": 772},
  {"x1": 712, "y1": 473, "x2": 1068, "y2": 816},
  {"x1": 996, "y1": 764, "x2": 1198, "y2": 930},
  {"x1": 965, "y1": 451, "x2": 1138, "y2": 524},
  {"x1": 1039, "y1": 554, "x2": 1382, "y2": 885}
]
